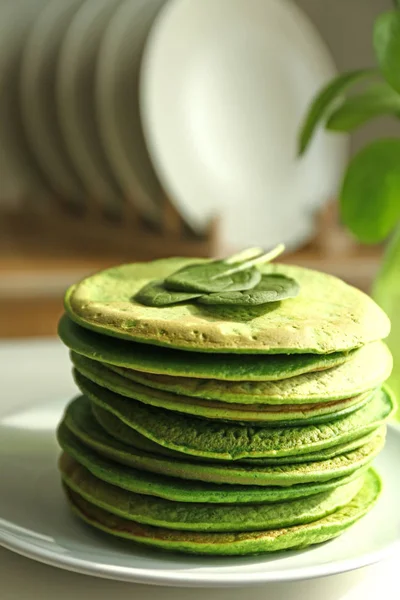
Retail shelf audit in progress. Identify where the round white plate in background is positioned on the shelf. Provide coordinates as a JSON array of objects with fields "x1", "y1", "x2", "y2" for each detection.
[
  {"x1": 0, "y1": 0, "x2": 52, "y2": 208},
  {"x1": 97, "y1": 0, "x2": 166, "y2": 223},
  {"x1": 20, "y1": 0, "x2": 85, "y2": 205},
  {"x1": 141, "y1": 0, "x2": 348, "y2": 247},
  {"x1": 57, "y1": 0, "x2": 123, "y2": 214}
]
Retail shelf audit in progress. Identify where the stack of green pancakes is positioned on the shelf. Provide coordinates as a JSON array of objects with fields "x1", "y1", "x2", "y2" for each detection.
[{"x1": 57, "y1": 256, "x2": 397, "y2": 556}]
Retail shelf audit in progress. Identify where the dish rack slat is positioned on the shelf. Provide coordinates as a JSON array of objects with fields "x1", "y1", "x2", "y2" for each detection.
[{"x1": 0, "y1": 195, "x2": 219, "y2": 261}]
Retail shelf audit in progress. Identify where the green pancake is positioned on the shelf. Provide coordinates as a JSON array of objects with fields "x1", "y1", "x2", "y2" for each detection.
[
  {"x1": 60, "y1": 397, "x2": 385, "y2": 486},
  {"x1": 65, "y1": 394, "x2": 385, "y2": 466},
  {"x1": 58, "y1": 416, "x2": 374, "y2": 502},
  {"x1": 77, "y1": 374, "x2": 395, "y2": 459},
  {"x1": 91, "y1": 409, "x2": 384, "y2": 466},
  {"x1": 65, "y1": 468, "x2": 381, "y2": 555},
  {"x1": 104, "y1": 342, "x2": 392, "y2": 405},
  {"x1": 71, "y1": 355, "x2": 373, "y2": 424},
  {"x1": 60, "y1": 454, "x2": 364, "y2": 533},
  {"x1": 59, "y1": 314, "x2": 351, "y2": 381},
  {"x1": 65, "y1": 259, "x2": 390, "y2": 354},
  {"x1": 91, "y1": 405, "x2": 384, "y2": 485}
]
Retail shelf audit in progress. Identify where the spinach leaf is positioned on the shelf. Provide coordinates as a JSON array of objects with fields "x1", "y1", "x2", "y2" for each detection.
[
  {"x1": 164, "y1": 264, "x2": 262, "y2": 293},
  {"x1": 134, "y1": 281, "x2": 201, "y2": 307},
  {"x1": 135, "y1": 246, "x2": 290, "y2": 306},
  {"x1": 198, "y1": 274, "x2": 300, "y2": 306},
  {"x1": 298, "y1": 69, "x2": 377, "y2": 155},
  {"x1": 326, "y1": 83, "x2": 400, "y2": 132},
  {"x1": 340, "y1": 139, "x2": 400, "y2": 243},
  {"x1": 164, "y1": 244, "x2": 284, "y2": 293},
  {"x1": 374, "y1": 11, "x2": 400, "y2": 94}
]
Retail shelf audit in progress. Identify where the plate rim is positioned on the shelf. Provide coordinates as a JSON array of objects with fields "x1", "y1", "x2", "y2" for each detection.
[{"x1": 0, "y1": 517, "x2": 399, "y2": 588}]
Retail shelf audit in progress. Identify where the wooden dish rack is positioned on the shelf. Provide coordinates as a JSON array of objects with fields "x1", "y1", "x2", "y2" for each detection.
[{"x1": 0, "y1": 195, "x2": 219, "y2": 261}]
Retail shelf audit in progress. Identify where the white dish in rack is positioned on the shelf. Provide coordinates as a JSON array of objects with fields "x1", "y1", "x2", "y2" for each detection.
[
  {"x1": 141, "y1": 0, "x2": 347, "y2": 246},
  {"x1": 57, "y1": 0, "x2": 123, "y2": 212},
  {"x1": 97, "y1": 0, "x2": 166, "y2": 222},
  {"x1": 20, "y1": 0, "x2": 85, "y2": 204}
]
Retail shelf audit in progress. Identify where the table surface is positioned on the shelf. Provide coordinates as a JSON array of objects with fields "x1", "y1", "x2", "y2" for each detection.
[{"x1": 0, "y1": 338, "x2": 398, "y2": 600}]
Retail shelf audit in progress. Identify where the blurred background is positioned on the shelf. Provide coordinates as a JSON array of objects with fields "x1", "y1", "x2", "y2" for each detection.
[{"x1": 1, "y1": 0, "x2": 398, "y2": 339}]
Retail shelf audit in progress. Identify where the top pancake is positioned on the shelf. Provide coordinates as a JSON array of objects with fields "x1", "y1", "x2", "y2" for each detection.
[{"x1": 65, "y1": 258, "x2": 390, "y2": 354}]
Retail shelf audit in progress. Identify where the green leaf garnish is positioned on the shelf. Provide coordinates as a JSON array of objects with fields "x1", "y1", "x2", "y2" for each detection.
[
  {"x1": 298, "y1": 69, "x2": 378, "y2": 155},
  {"x1": 134, "y1": 281, "x2": 201, "y2": 306},
  {"x1": 165, "y1": 264, "x2": 262, "y2": 293},
  {"x1": 164, "y1": 244, "x2": 285, "y2": 293},
  {"x1": 134, "y1": 245, "x2": 299, "y2": 308},
  {"x1": 198, "y1": 274, "x2": 300, "y2": 306},
  {"x1": 326, "y1": 83, "x2": 400, "y2": 132},
  {"x1": 374, "y1": 10, "x2": 400, "y2": 94},
  {"x1": 340, "y1": 139, "x2": 400, "y2": 243}
]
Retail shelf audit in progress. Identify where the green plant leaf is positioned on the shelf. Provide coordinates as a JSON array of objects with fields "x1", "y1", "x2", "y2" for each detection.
[
  {"x1": 340, "y1": 139, "x2": 400, "y2": 243},
  {"x1": 373, "y1": 224, "x2": 400, "y2": 422},
  {"x1": 165, "y1": 263, "x2": 262, "y2": 293},
  {"x1": 134, "y1": 281, "x2": 201, "y2": 307},
  {"x1": 374, "y1": 11, "x2": 400, "y2": 94},
  {"x1": 298, "y1": 69, "x2": 377, "y2": 155},
  {"x1": 197, "y1": 275, "x2": 300, "y2": 306},
  {"x1": 326, "y1": 83, "x2": 400, "y2": 132}
]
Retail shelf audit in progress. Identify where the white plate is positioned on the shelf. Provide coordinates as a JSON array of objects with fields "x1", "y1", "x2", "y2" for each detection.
[
  {"x1": 141, "y1": 0, "x2": 348, "y2": 246},
  {"x1": 0, "y1": 0, "x2": 51, "y2": 208},
  {"x1": 20, "y1": 0, "x2": 85, "y2": 204},
  {"x1": 0, "y1": 340, "x2": 399, "y2": 588},
  {"x1": 57, "y1": 0, "x2": 123, "y2": 213},
  {"x1": 97, "y1": 0, "x2": 166, "y2": 223}
]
